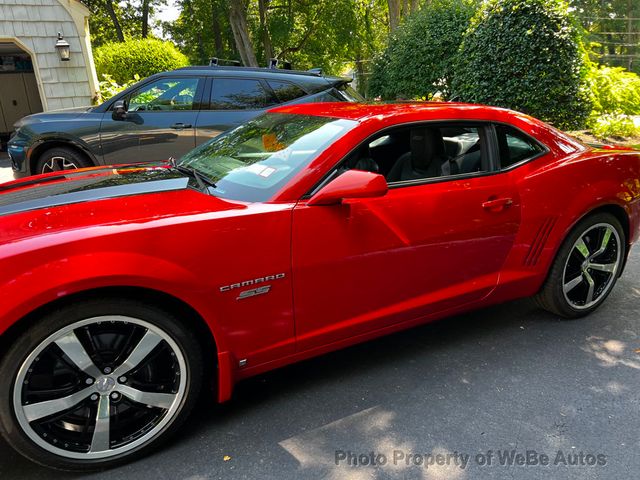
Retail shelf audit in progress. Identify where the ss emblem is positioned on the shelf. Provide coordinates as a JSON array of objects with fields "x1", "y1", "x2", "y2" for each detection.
[{"x1": 236, "y1": 285, "x2": 271, "y2": 300}]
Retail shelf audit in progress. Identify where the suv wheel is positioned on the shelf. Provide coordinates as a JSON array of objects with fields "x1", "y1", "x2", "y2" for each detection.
[
  {"x1": 35, "y1": 147, "x2": 93, "y2": 175},
  {"x1": 0, "y1": 299, "x2": 203, "y2": 471}
]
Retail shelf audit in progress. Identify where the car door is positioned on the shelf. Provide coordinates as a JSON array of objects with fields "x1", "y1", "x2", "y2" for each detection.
[
  {"x1": 99, "y1": 76, "x2": 204, "y2": 165},
  {"x1": 195, "y1": 77, "x2": 279, "y2": 146},
  {"x1": 291, "y1": 122, "x2": 522, "y2": 351}
]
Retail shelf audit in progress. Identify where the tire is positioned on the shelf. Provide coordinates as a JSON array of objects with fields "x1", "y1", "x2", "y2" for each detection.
[
  {"x1": 34, "y1": 147, "x2": 93, "y2": 175},
  {"x1": 0, "y1": 298, "x2": 203, "y2": 471},
  {"x1": 535, "y1": 212, "x2": 626, "y2": 318}
]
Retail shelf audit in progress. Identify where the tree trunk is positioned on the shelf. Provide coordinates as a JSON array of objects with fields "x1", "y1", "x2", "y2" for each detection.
[
  {"x1": 104, "y1": 0, "x2": 125, "y2": 41},
  {"x1": 387, "y1": 0, "x2": 401, "y2": 31},
  {"x1": 211, "y1": 0, "x2": 224, "y2": 57},
  {"x1": 229, "y1": 0, "x2": 259, "y2": 67},
  {"x1": 141, "y1": 0, "x2": 150, "y2": 38},
  {"x1": 258, "y1": 0, "x2": 274, "y2": 64}
]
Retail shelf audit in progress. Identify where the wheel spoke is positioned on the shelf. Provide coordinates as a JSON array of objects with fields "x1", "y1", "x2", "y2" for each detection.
[
  {"x1": 90, "y1": 395, "x2": 110, "y2": 453},
  {"x1": 574, "y1": 237, "x2": 590, "y2": 258},
  {"x1": 589, "y1": 262, "x2": 617, "y2": 273},
  {"x1": 54, "y1": 331, "x2": 103, "y2": 379},
  {"x1": 594, "y1": 228, "x2": 612, "y2": 257},
  {"x1": 112, "y1": 329, "x2": 163, "y2": 377},
  {"x1": 563, "y1": 274, "x2": 584, "y2": 293},
  {"x1": 23, "y1": 388, "x2": 92, "y2": 422},
  {"x1": 584, "y1": 271, "x2": 595, "y2": 304},
  {"x1": 118, "y1": 384, "x2": 177, "y2": 409}
]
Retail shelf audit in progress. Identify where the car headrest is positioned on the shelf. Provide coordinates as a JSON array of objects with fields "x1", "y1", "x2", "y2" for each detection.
[{"x1": 410, "y1": 128, "x2": 446, "y2": 171}]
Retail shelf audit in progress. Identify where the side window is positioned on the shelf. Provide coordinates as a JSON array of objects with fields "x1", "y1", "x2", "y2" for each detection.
[
  {"x1": 343, "y1": 124, "x2": 488, "y2": 184},
  {"x1": 495, "y1": 124, "x2": 545, "y2": 169},
  {"x1": 210, "y1": 79, "x2": 277, "y2": 110},
  {"x1": 267, "y1": 80, "x2": 307, "y2": 103},
  {"x1": 128, "y1": 77, "x2": 199, "y2": 111}
]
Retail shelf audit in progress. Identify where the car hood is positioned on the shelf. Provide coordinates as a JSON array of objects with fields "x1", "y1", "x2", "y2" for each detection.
[
  {"x1": 14, "y1": 106, "x2": 95, "y2": 127},
  {"x1": 0, "y1": 163, "x2": 254, "y2": 249},
  {"x1": 0, "y1": 163, "x2": 193, "y2": 218}
]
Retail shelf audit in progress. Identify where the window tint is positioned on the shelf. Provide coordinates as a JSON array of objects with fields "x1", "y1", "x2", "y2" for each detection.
[
  {"x1": 267, "y1": 80, "x2": 306, "y2": 103},
  {"x1": 496, "y1": 124, "x2": 544, "y2": 169},
  {"x1": 211, "y1": 79, "x2": 277, "y2": 110},
  {"x1": 343, "y1": 124, "x2": 488, "y2": 183},
  {"x1": 128, "y1": 77, "x2": 199, "y2": 111}
]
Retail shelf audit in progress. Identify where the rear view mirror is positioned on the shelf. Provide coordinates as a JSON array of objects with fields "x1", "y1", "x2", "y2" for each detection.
[
  {"x1": 111, "y1": 100, "x2": 129, "y2": 121},
  {"x1": 307, "y1": 170, "x2": 388, "y2": 206}
]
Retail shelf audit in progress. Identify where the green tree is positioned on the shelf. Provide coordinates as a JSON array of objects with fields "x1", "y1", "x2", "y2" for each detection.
[
  {"x1": 82, "y1": 0, "x2": 166, "y2": 47},
  {"x1": 369, "y1": 0, "x2": 476, "y2": 100},
  {"x1": 452, "y1": 0, "x2": 593, "y2": 129}
]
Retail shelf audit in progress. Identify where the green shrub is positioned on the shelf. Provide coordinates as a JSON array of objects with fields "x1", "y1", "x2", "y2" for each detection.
[
  {"x1": 98, "y1": 74, "x2": 141, "y2": 101},
  {"x1": 451, "y1": 0, "x2": 592, "y2": 130},
  {"x1": 588, "y1": 114, "x2": 640, "y2": 140},
  {"x1": 588, "y1": 66, "x2": 640, "y2": 115},
  {"x1": 94, "y1": 38, "x2": 188, "y2": 85},
  {"x1": 368, "y1": 0, "x2": 476, "y2": 100}
]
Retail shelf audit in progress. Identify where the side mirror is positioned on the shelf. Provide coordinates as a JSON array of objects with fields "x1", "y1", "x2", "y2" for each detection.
[
  {"x1": 307, "y1": 170, "x2": 388, "y2": 206},
  {"x1": 111, "y1": 100, "x2": 128, "y2": 121}
]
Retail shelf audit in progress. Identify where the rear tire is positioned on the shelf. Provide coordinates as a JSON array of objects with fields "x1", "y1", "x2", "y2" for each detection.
[
  {"x1": 34, "y1": 147, "x2": 93, "y2": 175},
  {"x1": 535, "y1": 212, "x2": 625, "y2": 318},
  {"x1": 0, "y1": 298, "x2": 203, "y2": 471}
]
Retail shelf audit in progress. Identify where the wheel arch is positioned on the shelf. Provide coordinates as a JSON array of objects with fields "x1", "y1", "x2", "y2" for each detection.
[
  {"x1": 541, "y1": 201, "x2": 632, "y2": 287},
  {"x1": 29, "y1": 140, "x2": 97, "y2": 175},
  {"x1": 0, "y1": 286, "x2": 229, "y2": 403}
]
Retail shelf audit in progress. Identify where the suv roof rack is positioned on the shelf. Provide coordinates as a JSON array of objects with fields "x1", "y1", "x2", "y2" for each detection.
[{"x1": 176, "y1": 63, "x2": 330, "y2": 78}]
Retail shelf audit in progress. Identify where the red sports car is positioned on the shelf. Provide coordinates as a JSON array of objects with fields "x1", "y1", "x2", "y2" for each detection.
[{"x1": 0, "y1": 103, "x2": 638, "y2": 470}]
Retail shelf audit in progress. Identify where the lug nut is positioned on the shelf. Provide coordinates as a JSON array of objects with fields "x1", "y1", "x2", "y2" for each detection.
[
  {"x1": 118, "y1": 376, "x2": 127, "y2": 383},
  {"x1": 103, "y1": 367, "x2": 112, "y2": 374},
  {"x1": 86, "y1": 378, "x2": 94, "y2": 385},
  {"x1": 110, "y1": 392, "x2": 120, "y2": 400},
  {"x1": 90, "y1": 393, "x2": 99, "y2": 401}
]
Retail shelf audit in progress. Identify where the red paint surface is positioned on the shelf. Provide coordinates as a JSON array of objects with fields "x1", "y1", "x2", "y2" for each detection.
[{"x1": 1, "y1": 102, "x2": 639, "y2": 401}]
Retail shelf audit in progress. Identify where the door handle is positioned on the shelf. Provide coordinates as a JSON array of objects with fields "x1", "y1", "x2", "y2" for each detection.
[
  {"x1": 482, "y1": 197, "x2": 513, "y2": 211},
  {"x1": 170, "y1": 123, "x2": 192, "y2": 129}
]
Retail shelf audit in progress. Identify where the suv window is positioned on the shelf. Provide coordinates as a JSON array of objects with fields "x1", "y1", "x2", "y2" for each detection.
[
  {"x1": 266, "y1": 80, "x2": 307, "y2": 103},
  {"x1": 128, "y1": 77, "x2": 199, "y2": 111},
  {"x1": 496, "y1": 124, "x2": 545, "y2": 168},
  {"x1": 211, "y1": 78, "x2": 277, "y2": 110}
]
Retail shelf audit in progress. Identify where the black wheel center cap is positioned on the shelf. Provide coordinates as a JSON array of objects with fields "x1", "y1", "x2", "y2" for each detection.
[{"x1": 95, "y1": 376, "x2": 116, "y2": 393}]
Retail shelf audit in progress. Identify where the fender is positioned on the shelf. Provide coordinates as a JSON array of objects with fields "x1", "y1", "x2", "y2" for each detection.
[
  {"x1": 28, "y1": 134, "x2": 99, "y2": 171},
  {"x1": 0, "y1": 251, "x2": 238, "y2": 402}
]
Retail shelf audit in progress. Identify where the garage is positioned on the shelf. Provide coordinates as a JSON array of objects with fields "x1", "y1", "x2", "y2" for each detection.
[
  {"x1": 0, "y1": 42, "x2": 43, "y2": 144},
  {"x1": 0, "y1": 0, "x2": 100, "y2": 149}
]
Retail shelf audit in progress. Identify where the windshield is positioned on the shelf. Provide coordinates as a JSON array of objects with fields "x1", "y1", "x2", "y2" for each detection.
[{"x1": 179, "y1": 113, "x2": 357, "y2": 202}]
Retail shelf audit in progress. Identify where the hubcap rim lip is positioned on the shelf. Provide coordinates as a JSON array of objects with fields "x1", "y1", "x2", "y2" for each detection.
[
  {"x1": 13, "y1": 316, "x2": 188, "y2": 460},
  {"x1": 562, "y1": 223, "x2": 621, "y2": 310}
]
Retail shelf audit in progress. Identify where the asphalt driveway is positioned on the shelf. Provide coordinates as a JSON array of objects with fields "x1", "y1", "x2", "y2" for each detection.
[{"x1": 0, "y1": 242, "x2": 638, "y2": 480}]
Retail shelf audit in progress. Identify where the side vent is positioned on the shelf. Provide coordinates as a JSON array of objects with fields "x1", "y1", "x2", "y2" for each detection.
[{"x1": 524, "y1": 216, "x2": 557, "y2": 266}]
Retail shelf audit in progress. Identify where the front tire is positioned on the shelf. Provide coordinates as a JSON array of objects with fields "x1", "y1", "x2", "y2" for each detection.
[
  {"x1": 0, "y1": 299, "x2": 203, "y2": 471},
  {"x1": 34, "y1": 147, "x2": 93, "y2": 175},
  {"x1": 535, "y1": 212, "x2": 626, "y2": 318}
]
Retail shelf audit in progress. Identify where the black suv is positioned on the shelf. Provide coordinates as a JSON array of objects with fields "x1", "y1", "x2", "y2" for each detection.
[{"x1": 8, "y1": 66, "x2": 362, "y2": 178}]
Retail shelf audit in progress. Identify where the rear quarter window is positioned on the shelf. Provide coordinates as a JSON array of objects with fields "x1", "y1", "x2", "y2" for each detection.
[{"x1": 496, "y1": 124, "x2": 545, "y2": 169}]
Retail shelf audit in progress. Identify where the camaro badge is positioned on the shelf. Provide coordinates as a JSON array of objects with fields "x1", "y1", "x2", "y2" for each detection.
[{"x1": 219, "y1": 273, "x2": 286, "y2": 300}]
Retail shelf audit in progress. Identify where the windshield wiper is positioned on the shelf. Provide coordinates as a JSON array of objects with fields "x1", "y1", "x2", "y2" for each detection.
[{"x1": 170, "y1": 158, "x2": 217, "y2": 192}]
